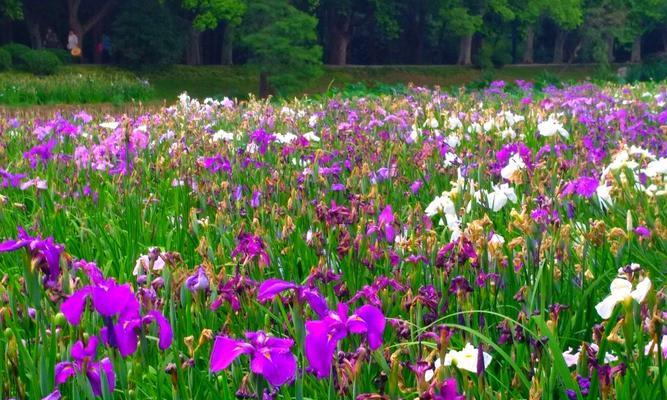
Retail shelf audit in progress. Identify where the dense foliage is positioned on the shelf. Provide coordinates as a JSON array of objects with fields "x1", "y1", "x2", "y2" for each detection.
[{"x1": 0, "y1": 82, "x2": 665, "y2": 399}]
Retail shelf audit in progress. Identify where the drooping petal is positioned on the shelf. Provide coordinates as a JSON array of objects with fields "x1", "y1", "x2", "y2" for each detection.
[
  {"x1": 91, "y1": 281, "x2": 136, "y2": 318},
  {"x1": 0, "y1": 238, "x2": 28, "y2": 252},
  {"x1": 60, "y1": 287, "x2": 92, "y2": 325},
  {"x1": 86, "y1": 358, "x2": 115, "y2": 396},
  {"x1": 257, "y1": 279, "x2": 298, "y2": 302},
  {"x1": 630, "y1": 277, "x2": 651, "y2": 303},
  {"x1": 250, "y1": 348, "x2": 297, "y2": 386},
  {"x1": 145, "y1": 310, "x2": 173, "y2": 350},
  {"x1": 304, "y1": 320, "x2": 338, "y2": 378},
  {"x1": 595, "y1": 293, "x2": 622, "y2": 319},
  {"x1": 54, "y1": 362, "x2": 77, "y2": 385},
  {"x1": 347, "y1": 305, "x2": 386, "y2": 350},
  {"x1": 302, "y1": 289, "x2": 329, "y2": 318},
  {"x1": 210, "y1": 336, "x2": 253, "y2": 372},
  {"x1": 114, "y1": 319, "x2": 142, "y2": 357}
]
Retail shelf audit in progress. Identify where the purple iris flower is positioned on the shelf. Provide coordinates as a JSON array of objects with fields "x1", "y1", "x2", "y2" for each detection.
[
  {"x1": 305, "y1": 303, "x2": 385, "y2": 378},
  {"x1": 0, "y1": 227, "x2": 64, "y2": 287},
  {"x1": 198, "y1": 155, "x2": 232, "y2": 174},
  {"x1": 0, "y1": 169, "x2": 28, "y2": 187},
  {"x1": 366, "y1": 205, "x2": 397, "y2": 243},
  {"x1": 101, "y1": 310, "x2": 173, "y2": 357},
  {"x1": 54, "y1": 336, "x2": 115, "y2": 396},
  {"x1": 24, "y1": 139, "x2": 57, "y2": 168},
  {"x1": 60, "y1": 279, "x2": 140, "y2": 325},
  {"x1": 257, "y1": 279, "x2": 328, "y2": 316},
  {"x1": 232, "y1": 232, "x2": 270, "y2": 267},
  {"x1": 250, "y1": 190, "x2": 262, "y2": 208},
  {"x1": 431, "y1": 377, "x2": 464, "y2": 399},
  {"x1": 561, "y1": 176, "x2": 598, "y2": 198},
  {"x1": 410, "y1": 180, "x2": 423, "y2": 194},
  {"x1": 61, "y1": 279, "x2": 172, "y2": 357},
  {"x1": 210, "y1": 331, "x2": 297, "y2": 387},
  {"x1": 634, "y1": 226, "x2": 650, "y2": 237},
  {"x1": 185, "y1": 266, "x2": 210, "y2": 292}
]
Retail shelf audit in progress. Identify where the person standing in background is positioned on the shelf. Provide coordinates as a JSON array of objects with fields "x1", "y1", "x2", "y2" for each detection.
[
  {"x1": 67, "y1": 30, "x2": 78, "y2": 52},
  {"x1": 44, "y1": 28, "x2": 60, "y2": 48},
  {"x1": 68, "y1": 29, "x2": 81, "y2": 62},
  {"x1": 102, "y1": 33, "x2": 111, "y2": 63}
]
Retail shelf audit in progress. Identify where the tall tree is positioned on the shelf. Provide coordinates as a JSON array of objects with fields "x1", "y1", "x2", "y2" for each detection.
[
  {"x1": 509, "y1": 0, "x2": 545, "y2": 63},
  {"x1": 301, "y1": 0, "x2": 401, "y2": 66},
  {"x1": 241, "y1": 0, "x2": 322, "y2": 96},
  {"x1": 545, "y1": 0, "x2": 583, "y2": 63},
  {"x1": 179, "y1": 0, "x2": 245, "y2": 65},
  {"x1": 624, "y1": 0, "x2": 666, "y2": 62}
]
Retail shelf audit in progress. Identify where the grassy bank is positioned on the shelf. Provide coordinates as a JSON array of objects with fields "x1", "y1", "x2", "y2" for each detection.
[
  {"x1": 0, "y1": 63, "x2": 601, "y2": 107},
  {"x1": 145, "y1": 64, "x2": 599, "y2": 100}
]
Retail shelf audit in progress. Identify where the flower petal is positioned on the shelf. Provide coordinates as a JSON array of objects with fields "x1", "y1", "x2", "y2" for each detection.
[
  {"x1": 60, "y1": 287, "x2": 92, "y2": 325},
  {"x1": 347, "y1": 305, "x2": 386, "y2": 350},
  {"x1": 250, "y1": 349, "x2": 297, "y2": 386},
  {"x1": 630, "y1": 277, "x2": 651, "y2": 303},
  {"x1": 257, "y1": 279, "x2": 298, "y2": 302},
  {"x1": 304, "y1": 320, "x2": 338, "y2": 378},
  {"x1": 210, "y1": 336, "x2": 253, "y2": 372}
]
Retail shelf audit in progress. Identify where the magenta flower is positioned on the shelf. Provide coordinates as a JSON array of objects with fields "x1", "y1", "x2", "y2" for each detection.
[
  {"x1": 185, "y1": 266, "x2": 210, "y2": 293},
  {"x1": 231, "y1": 232, "x2": 270, "y2": 267},
  {"x1": 54, "y1": 336, "x2": 115, "y2": 396},
  {"x1": 561, "y1": 176, "x2": 598, "y2": 198},
  {"x1": 0, "y1": 227, "x2": 64, "y2": 287},
  {"x1": 430, "y1": 377, "x2": 464, "y2": 399},
  {"x1": 210, "y1": 331, "x2": 297, "y2": 387},
  {"x1": 61, "y1": 279, "x2": 172, "y2": 357},
  {"x1": 367, "y1": 205, "x2": 396, "y2": 243},
  {"x1": 257, "y1": 278, "x2": 329, "y2": 316},
  {"x1": 60, "y1": 279, "x2": 140, "y2": 325},
  {"x1": 102, "y1": 310, "x2": 173, "y2": 357},
  {"x1": 305, "y1": 303, "x2": 385, "y2": 378},
  {"x1": 0, "y1": 169, "x2": 28, "y2": 187}
]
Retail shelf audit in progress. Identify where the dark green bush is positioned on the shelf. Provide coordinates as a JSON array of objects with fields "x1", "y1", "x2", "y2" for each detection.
[
  {"x1": 1, "y1": 43, "x2": 32, "y2": 68},
  {"x1": 20, "y1": 50, "x2": 62, "y2": 76},
  {"x1": 44, "y1": 48, "x2": 72, "y2": 64},
  {"x1": 626, "y1": 55, "x2": 667, "y2": 82},
  {"x1": 0, "y1": 48, "x2": 11, "y2": 71}
]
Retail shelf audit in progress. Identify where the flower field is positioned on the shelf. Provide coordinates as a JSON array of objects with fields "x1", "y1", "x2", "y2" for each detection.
[{"x1": 0, "y1": 82, "x2": 665, "y2": 399}]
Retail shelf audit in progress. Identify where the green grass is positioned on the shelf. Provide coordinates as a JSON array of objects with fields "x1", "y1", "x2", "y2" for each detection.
[
  {"x1": 0, "y1": 65, "x2": 152, "y2": 106},
  {"x1": 0, "y1": 63, "x2": 602, "y2": 108},
  {"x1": 143, "y1": 64, "x2": 599, "y2": 101}
]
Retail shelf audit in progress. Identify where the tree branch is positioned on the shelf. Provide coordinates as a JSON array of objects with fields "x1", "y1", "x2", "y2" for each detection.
[{"x1": 82, "y1": 0, "x2": 117, "y2": 34}]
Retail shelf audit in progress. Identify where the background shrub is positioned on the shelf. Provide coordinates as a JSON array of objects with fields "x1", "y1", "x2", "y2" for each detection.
[
  {"x1": 1, "y1": 42, "x2": 31, "y2": 68},
  {"x1": 20, "y1": 50, "x2": 62, "y2": 76},
  {"x1": 0, "y1": 48, "x2": 11, "y2": 71},
  {"x1": 44, "y1": 48, "x2": 72, "y2": 65}
]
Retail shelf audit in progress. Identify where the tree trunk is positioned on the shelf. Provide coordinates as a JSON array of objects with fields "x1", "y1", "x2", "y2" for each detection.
[
  {"x1": 553, "y1": 29, "x2": 566, "y2": 63},
  {"x1": 606, "y1": 34, "x2": 614, "y2": 63},
  {"x1": 522, "y1": 26, "x2": 534, "y2": 64},
  {"x1": 221, "y1": 23, "x2": 234, "y2": 65},
  {"x1": 327, "y1": 30, "x2": 349, "y2": 65},
  {"x1": 630, "y1": 36, "x2": 641, "y2": 63},
  {"x1": 457, "y1": 34, "x2": 472, "y2": 65},
  {"x1": 326, "y1": 12, "x2": 350, "y2": 66},
  {"x1": 186, "y1": 25, "x2": 202, "y2": 65},
  {"x1": 259, "y1": 71, "x2": 270, "y2": 99},
  {"x1": 66, "y1": 0, "x2": 117, "y2": 61},
  {"x1": 25, "y1": 14, "x2": 42, "y2": 49}
]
